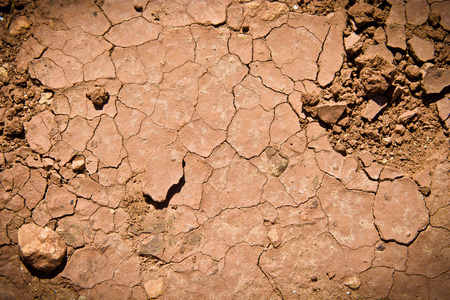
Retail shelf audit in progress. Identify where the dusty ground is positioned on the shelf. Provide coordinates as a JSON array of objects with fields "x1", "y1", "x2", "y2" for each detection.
[{"x1": 0, "y1": 0, "x2": 450, "y2": 299}]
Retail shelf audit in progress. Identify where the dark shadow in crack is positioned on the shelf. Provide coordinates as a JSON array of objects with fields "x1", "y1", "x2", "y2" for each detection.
[{"x1": 144, "y1": 174, "x2": 186, "y2": 210}]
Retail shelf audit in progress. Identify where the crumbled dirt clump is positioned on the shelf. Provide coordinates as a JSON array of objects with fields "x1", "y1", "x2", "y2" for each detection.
[
  {"x1": 0, "y1": 1, "x2": 48, "y2": 154},
  {"x1": 86, "y1": 87, "x2": 110, "y2": 107}
]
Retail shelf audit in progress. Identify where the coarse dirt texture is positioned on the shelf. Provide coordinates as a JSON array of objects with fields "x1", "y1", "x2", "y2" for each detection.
[{"x1": 0, "y1": 0, "x2": 449, "y2": 299}]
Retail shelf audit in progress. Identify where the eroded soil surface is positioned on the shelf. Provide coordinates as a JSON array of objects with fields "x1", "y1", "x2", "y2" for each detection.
[{"x1": 1, "y1": 0, "x2": 449, "y2": 299}]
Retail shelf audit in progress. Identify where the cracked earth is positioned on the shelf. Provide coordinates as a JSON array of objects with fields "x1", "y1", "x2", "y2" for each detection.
[{"x1": 1, "y1": 0, "x2": 450, "y2": 299}]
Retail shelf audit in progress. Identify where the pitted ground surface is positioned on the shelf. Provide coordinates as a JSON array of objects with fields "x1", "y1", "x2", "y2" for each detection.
[{"x1": 0, "y1": 0, "x2": 450, "y2": 299}]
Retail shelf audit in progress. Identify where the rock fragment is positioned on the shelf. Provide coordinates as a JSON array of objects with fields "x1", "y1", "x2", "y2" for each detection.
[
  {"x1": 398, "y1": 109, "x2": 417, "y2": 124},
  {"x1": 71, "y1": 155, "x2": 86, "y2": 172},
  {"x1": 343, "y1": 276, "x2": 362, "y2": 290},
  {"x1": 86, "y1": 87, "x2": 110, "y2": 107},
  {"x1": 356, "y1": 55, "x2": 394, "y2": 96},
  {"x1": 18, "y1": 223, "x2": 67, "y2": 272},
  {"x1": 365, "y1": 44, "x2": 394, "y2": 63},
  {"x1": 344, "y1": 32, "x2": 363, "y2": 54},
  {"x1": 143, "y1": 277, "x2": 164, "y2": 299},
  {"x1": 9, "y1": 16, "x2": 31, "y2": 36},
  {"x1": 436, "y1": 96, "x2": 450, "y2": 124},
  {"x1": 422, "y1": 68, "x2": 450, "y2": 94},
  {"x1": 408, "y1": 37, "x2": 434, "y2": 62},
  {"x1": 386, "y1": 24, "x2": 406, "y2": 50},
  {"x1": 405, "y1": 65, "x2": 421, "y2": 81},
  {"x1": 362, "y1": 96, "x2": 388, "y2": 121},
  {"x1": 317, "y1": 101, "x2": 347, "y2": 125},
  {"x1": 431, "y1": 1, "x2": 450, "y2": 30},
  {"x1": 264, "y1": 148, "x2": 288, "y2": 177},
  {"x1": 4, "y1": 118, "x2": 24, "y2": 137},
  {"x1": 405, "y1": 0, "x2": 429, "y2": 25},
  {"x1": 348, "y1": 2, "x2": 379, "y2": 26}
]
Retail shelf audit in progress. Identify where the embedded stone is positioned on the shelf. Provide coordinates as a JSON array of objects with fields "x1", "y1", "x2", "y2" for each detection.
[
  {"x1": 18, "y1": 223, "x2": 67, "y2": 272},
  {"x1": 144, "y1": 277, "x2": 164, "y2": 299},
  {"x1": 343, "y1": 276, "x2": 361, "y2": 290}
]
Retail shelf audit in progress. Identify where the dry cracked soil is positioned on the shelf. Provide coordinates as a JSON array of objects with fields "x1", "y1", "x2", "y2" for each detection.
[{"x1": 0, "y1": 0, "x2": 450, "y2": 299}]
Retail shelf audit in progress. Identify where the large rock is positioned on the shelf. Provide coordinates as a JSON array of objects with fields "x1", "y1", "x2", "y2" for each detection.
[
  {"x1": 422, "y1": 68, "x2": 450, "y2": 94},
  {"x1": 18, "y1": 223, "x2": 67, "y2": 272}
]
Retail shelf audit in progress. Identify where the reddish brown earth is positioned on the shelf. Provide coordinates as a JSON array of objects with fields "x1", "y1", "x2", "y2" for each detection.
[{"x1": 0, "y1": 0, "x2": 449, "y2": 299}]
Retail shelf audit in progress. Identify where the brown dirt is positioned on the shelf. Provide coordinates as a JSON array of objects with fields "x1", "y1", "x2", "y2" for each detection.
[{"x1": 0, "y1": 0, "x2": 449, "y2": 299}]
